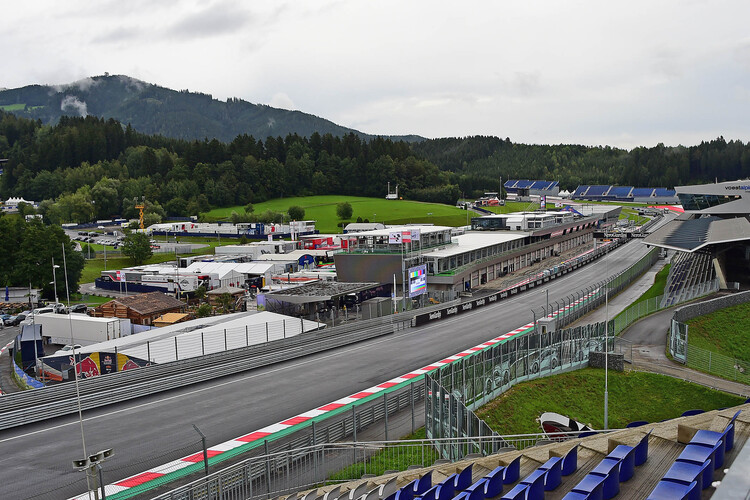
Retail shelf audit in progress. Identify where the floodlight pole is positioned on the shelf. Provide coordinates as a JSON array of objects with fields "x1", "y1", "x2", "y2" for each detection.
[
  {"x1": 64, "y1": 243, "x2": 91, "y2": 496},
  {"x1": 604, "y1": 247, "x2": 609, "y2": 430}
]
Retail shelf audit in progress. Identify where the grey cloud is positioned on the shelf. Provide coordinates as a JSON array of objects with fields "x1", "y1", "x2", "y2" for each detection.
[
  {"x1": 91, "y1": 26, "x2": 145, "y2": 45},
  {"x1": 511, "y1": 71, "x2": 541, "y2": 97},
  {"x1": 52, "y1": 77, "x2": 100, "y2": 93},
  {"x1": 166, "y1": 1, "x2": 256, "y2": 40},
  {"x1": 60, "y1": 95, "x2": 88, "y2": 116},
  {"x1": 733, "y1": 41, "x2": 750, "y2": 71}
]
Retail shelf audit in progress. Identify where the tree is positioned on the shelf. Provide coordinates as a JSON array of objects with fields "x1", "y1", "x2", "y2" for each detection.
[
  {"x1": 217, "y1": 292, "x2": 233, "y2": 313},
  {"x1": 287, "y1": 205, "x2": 305, "y2": 220},
  {"x1": 121, "y1": 231, "x2": 153, "y2": 264},
  {"x1": 244, "y1": 203, "x2": 254, "y2": 214},
  {"x1": 336, "y1": 201, "x2": 353, "y2": 220},
  {"x1": 196, "y1": 303, "x2": 212, "y2": 318}
]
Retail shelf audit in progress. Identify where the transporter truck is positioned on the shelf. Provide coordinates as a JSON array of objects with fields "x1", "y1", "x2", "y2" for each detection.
[{"x1": 32, "y1": 314, "x2": 131, "y2": 347}]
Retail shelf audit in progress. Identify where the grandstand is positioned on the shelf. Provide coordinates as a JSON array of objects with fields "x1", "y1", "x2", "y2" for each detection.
[
  {"x1": 504, "y1": 180, "x2": 560, "y2": 197},
  {"x1": 255, "y1": 404, "x2": 749, "y2": 500},
  {"x1": 662, "y1": 251, "x2": 716, "y2": 307},
  {"x1": 573, "y1": 185, "x2": 677, "y2": 203}
]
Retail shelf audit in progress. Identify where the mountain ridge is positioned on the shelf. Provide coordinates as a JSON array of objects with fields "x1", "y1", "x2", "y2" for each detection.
[{"x1": 0, "y1": 74, "x2": 424, "y2": 143}]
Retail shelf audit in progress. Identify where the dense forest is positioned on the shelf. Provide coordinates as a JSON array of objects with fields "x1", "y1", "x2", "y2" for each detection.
[
  {"x1": 1, "y1": 110, "x2": 750, "y2": 224},
  {"x1": 0, "y1": 112, "x2": 458, "y2": 222},
  {"x1": 411, "y1": 136, "x2": 750, "y2": 192}
]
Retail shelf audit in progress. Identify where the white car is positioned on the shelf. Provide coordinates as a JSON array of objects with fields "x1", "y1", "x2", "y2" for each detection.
[{"x1": 53, "y1": 344, "x2": 83, "y2": 356}]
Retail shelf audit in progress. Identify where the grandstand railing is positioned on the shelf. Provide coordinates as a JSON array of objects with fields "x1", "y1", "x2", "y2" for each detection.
[{"x1": 150, "y1": 430, "x2": 619, "y2": 500}]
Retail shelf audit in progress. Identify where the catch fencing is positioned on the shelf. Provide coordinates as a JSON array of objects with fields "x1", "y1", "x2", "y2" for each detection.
[
  {"x1": 610, "y1": 279, "x2": 720, "y2": 336},
  {"x1": 423, "y1": 322, "x2": 615, "y2": 455},
  {"x1": 668, "y1": 290, "x2": 750, "y2": 385}
]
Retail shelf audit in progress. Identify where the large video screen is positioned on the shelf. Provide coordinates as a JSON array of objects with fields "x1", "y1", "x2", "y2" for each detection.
[{"x1": 408, "y1": 265, "x2": 427, "y2": 298}]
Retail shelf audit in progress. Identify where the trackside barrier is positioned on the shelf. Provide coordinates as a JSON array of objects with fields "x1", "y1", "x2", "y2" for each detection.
[
  {"x1": 424, "y1": 322, "x2": 612, "y2": 458},
  {"x1": 0, "y1": 316, "x2": 397, "y2": 431}
]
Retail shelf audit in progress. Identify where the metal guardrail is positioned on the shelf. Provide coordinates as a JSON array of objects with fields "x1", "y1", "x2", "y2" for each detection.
[{"x1": 0, "y1": 316, "x2": 401, "y2": 430}]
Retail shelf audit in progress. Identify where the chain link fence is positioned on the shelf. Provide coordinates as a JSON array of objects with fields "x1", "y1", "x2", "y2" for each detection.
[
  {"x1": 611, "y1": 279, "x2": 720, "y2": 336},
  {"x1": 670, "y1": 319, "x2": 750, "y2": 385}
]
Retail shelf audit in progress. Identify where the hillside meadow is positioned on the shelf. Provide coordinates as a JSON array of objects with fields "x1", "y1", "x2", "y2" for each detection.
[{"x1": 204, "y1": 195, "x2": 472, "y2": 233}]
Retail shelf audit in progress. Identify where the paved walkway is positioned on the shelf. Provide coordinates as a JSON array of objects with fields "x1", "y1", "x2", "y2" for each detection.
[{"x1": 568, "y1": 256, "x2": 750, "y2": 397}]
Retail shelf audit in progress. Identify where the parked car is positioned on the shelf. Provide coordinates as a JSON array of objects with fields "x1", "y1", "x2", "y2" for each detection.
[
  {"x1": 69, "y1": 304, "x2": 88, "y2": 314},
  {"x1": 53, "y1": 344, "x2": 83, "y2": 355},
  {"x1": 7, "y1": 313, "x2": 27, "y2": 326}
]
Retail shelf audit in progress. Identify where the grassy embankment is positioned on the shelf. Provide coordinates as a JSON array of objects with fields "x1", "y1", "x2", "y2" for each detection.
[
  {"x1": 686, "y1": 302, "x2": 750, "y2": 362},
  {"x1": 330, "y1": 369, "x2": 742, "y2": 478},
  {"x1": 476, "y1": 368, "x2": 743, "y2": 434},
  {"x1": 203, "y1": 195, "x2": 471, "y2": 233}
]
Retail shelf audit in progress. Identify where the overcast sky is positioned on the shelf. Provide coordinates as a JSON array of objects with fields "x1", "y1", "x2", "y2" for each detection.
[{"x1": 3, "y1": 0, "x2": 750, "y2": 148}]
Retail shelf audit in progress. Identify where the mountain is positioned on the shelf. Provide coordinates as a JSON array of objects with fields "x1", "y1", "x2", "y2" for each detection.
[{"x1": 0, "y1": 75, "x2": 424, "y2": 143}]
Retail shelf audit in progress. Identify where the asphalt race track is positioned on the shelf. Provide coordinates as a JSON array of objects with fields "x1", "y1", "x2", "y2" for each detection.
[{"x1": 0, "y1": 240, "x2": 652, "y2": 499}]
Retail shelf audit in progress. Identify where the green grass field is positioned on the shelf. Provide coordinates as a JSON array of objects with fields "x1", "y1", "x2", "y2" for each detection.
[
  {"x1": 204, "y1": 195, "x2": 472, "y2": 233},
  {"x1": 686, "y1": 302, "x2": 750, "y2": 361},
  {"x1": 634, "y1": 263, "x2": 670, "y2": 304},
  {"x1": 0, "y1": 103, "x2": 26, "y2": 111},
  {"x1": 476, "y1": 368, "x2": 743, "y2": 434},
  {"x1": 78, "y1": 240, "x2": 232, "y2": 283}
]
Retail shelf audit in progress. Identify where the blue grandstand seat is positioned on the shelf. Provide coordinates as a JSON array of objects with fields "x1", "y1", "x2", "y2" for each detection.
[
  {"x1": 631, "y1": 188, "x2": 655, "y2": 198},
  {"x1": 454, "y1": 464, "x2": 473, "y2": 491},
  {"x1": 687, "y1": 409, "x2": 741, "y2": 471},
  {"x1": 421, "y1": 480, "x2": 453, "y2": 500},
  {"x1": 609, "y1": 429, "x2": 652, "y2": 467},
  {"x1": 607, "y1": 186, "x2": 634, "y2": 199},
  {"x1": 562, "y1": 473, "x2": 606, "y2": 500},
  {"x1": 680, "y1": 409, "x2": 705, "y2": 417},
  {"x1": 412, "y1": 472, "x2": 432, "y2": 496},
  {"x1": 654, "y1": 188, "x2": 676, "y2": 197},
  {"x1": 584, "y1": 185, "x2": 610, "y2": 197},
  {"x1": 463, "y1": 465, "x2": 505, "y2": 499},
  {"x1": 675, "y1": 442, "x2": 722, "y2": 486},
  {"x1": 394, "y1": 484, "x2": 413, "y2": 500},
  {"x1": 414, "y1": 488, "x2": 435, "y2": 500},
  {"x1": 452, "y1": 489, "x2": 482, "y2": 500},
  {"x1": 537, "y1": 457, "x2": 563, "y2": 490},
  {"x1": 482, "y1": 466, "x2": 505, "y2": 498},
  {"x1": 501, "y1": 470, "x2": 544, "y2": 500},
  {"x1": 626, "y1": 421, "x2": 649, "y2": 428},
  {"x1": 502, "y1": 456, "x2": 521, "y2": 484},
  {"x1": 661, "y1": 460, "x2": 712, "y2": 492},
  {"x1": 589, "y1": 459, "x2": 621, "y2": 498},
  {"x1": 572, "y1": 185, "x2": 589, "y2": 198},
  {"x1": 541, "y1": 445, "x2": 578, "y2": 477},
  {"x1": 647, "y1": 479, "x2": 699, "y2": 500}
]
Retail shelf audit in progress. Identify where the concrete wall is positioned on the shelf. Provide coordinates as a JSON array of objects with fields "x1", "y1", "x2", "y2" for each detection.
[{"x1": 673, "y1": 290, "x2": 750, "y2": 322}]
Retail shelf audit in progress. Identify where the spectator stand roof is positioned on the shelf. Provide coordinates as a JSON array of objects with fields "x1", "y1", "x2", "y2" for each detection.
[
  {"x1": 262, "y1": 281, "x2": 381, "y2": 304},
  {"x1": 504, "y1": 180, "x2": 559, "y2": 193}
]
